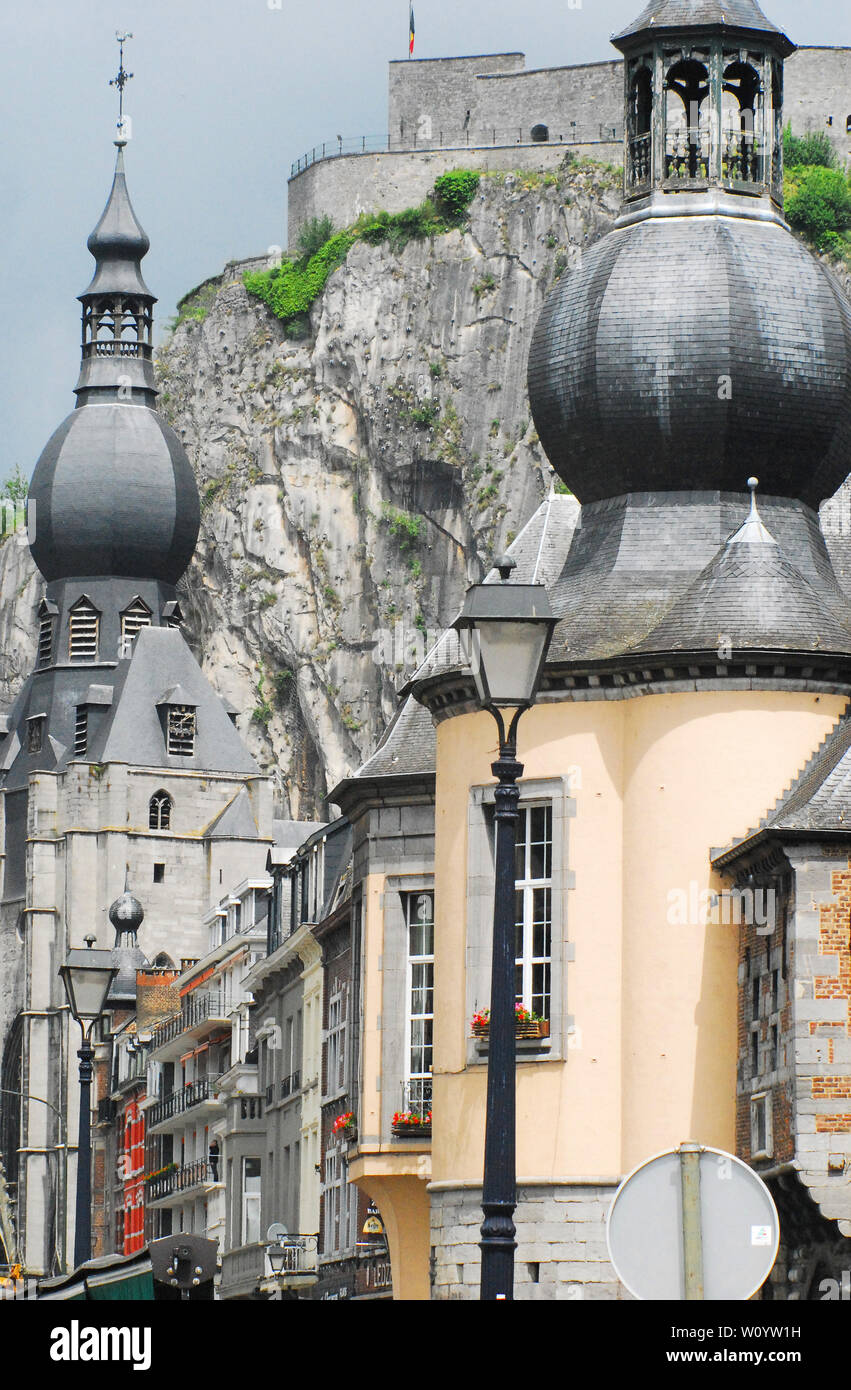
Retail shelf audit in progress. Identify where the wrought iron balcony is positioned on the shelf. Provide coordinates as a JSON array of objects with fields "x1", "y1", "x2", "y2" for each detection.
[
  {"x1": 147, "y1": 1076, "x2": 223, "y2": 1129},
  {"x1": 145, "y1": 1158, "x2": 215, "y2": 1203},
  {"x1": 280, "y1": 1071, "x2": 300, "y2": 1100},
  {"x1": 149, "y1": 992, "x2": 228, "y2": 1054}
]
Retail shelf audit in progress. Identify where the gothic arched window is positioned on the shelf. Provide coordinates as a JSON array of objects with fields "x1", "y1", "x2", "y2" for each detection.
[{"x1": 149, "y1": 791, "x2": 172, "y2": 831}]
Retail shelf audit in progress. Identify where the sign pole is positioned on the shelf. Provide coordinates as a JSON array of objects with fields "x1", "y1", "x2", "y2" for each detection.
[{"x1": 679, "y1": 1142, "x2": 704, "y2": 1300}]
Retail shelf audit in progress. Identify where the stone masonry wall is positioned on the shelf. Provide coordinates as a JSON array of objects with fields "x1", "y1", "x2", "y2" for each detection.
[
  {"x1": 388, "y1": 54, "x2": 526, "y2": 146},
  {"x1": 287, "y1": 142, "x2": 621, "y2": 249},
  {"x1": 429, "y1": 1181, "x2": 624, "y2": 1300},
  {"x1": 784, "y1": 48, "x2": 851, "y2": 163}
]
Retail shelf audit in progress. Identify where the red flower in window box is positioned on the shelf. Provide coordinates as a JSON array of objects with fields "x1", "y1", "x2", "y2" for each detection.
[
  {"x1": 471, "y1": 1005, "x2": 550, "y2": 1039},
  {"x1": 392, "y1": 1110, "x2": 432, "y2": 1136}
]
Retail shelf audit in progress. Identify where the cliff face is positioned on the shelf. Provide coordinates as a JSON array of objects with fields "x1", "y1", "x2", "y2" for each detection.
[
  {"x1": 152, "y1": 162, "x2": 620, "y2": 815},
  {"x1": 6, "y1": 162, "x2": 847, "y2": 819}
]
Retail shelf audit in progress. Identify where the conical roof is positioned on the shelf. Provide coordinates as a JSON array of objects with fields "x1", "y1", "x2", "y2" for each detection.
[
  {"x1": 612, "y1": 0, "x2": 794, "y2": 54},
  {"x1": 80, "y1": 145, "x2": 153, "y2": 299},
  {"x1": 629, "y1": 493, "x2": 851, "y2": 656}
]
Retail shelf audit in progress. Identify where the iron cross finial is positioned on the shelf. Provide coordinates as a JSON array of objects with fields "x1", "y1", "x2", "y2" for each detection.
[{"x1": 110, "y1": 31, "x2": 134, "y2": 141}]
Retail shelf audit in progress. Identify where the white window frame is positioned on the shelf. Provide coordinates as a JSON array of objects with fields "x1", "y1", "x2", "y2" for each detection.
[
  {"x1": 750, "y1": 1091, "x2": 773, "y2": 1160},
  {"x1": 325, "y1": 993, "x2": 346, "y2": 1101},
  {"x1": 466, "y1": 776, "x2": 574, "y2": 1063},
  {"x1": 404, "y1": 891, "x2": 434, "y2": 1117},
  {"x1": 514, "y1": 802, "x2": 553, "y2": 1021},
  {"x1": 241, "y1": 1156, "x2": 262, "y2": 1246}
]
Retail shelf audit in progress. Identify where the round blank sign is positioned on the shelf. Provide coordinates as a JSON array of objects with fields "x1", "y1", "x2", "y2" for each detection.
[{"x1": 606, "y1": 1145, "x2": 779, "y2": 1301}]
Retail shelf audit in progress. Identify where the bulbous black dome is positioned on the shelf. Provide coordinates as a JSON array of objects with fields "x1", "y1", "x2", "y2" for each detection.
[
  {"x1": 28, "y1": 403, "x2": 200, "y2": 583},
  {"x1": 528, "y1": 214, "x2": 851, "y2": 508}
]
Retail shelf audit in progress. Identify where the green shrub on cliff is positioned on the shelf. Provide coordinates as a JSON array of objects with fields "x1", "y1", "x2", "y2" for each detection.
[
  {"x1": 433, "y1": 169, "x2": 480, "y2": 222},
  {"x1": 243, "y1": 229, "x2": 357, "y2": 322},
  {"x1": 785, "y1": 164, "x2": 851, "y2": 254},
  {"x1": 243, "y1": 170, "x2": 482, "y2": 326}
]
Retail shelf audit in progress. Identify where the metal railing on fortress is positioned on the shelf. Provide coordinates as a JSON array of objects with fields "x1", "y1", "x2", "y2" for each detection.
[{"x1": 290, "y1": 124, "x2": 625, "y2": 177}]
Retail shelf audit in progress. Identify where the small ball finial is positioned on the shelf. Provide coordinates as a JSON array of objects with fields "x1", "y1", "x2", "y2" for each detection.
[{"x1": 747, "y1": 476, "x2": 759, "y2": 491}]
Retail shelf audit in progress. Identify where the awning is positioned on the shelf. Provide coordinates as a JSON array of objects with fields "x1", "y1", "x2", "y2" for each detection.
[{"x1": 38, "y1": 1249, "x2": 154, "y2": 1301}]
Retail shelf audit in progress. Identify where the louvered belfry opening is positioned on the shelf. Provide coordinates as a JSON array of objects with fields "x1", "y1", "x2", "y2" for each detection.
[
  {"x1": 37, "y1": 612, "x2": 55, "y2": 670},
  {"x1": 68, "y1": 599, "x2": 100, "y2": 662},
  {"x1": 120, "y1": 597, "x2": 152, "y2": 655},
  {"x1": 166, "y1": 706, "x2": 196, "y2": 757},
  {"x1": 74, "y1": 706, "x2": 88, "y2": 757}
]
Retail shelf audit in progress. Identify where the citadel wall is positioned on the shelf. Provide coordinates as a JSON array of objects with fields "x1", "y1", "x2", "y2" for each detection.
[{"x1": 287, "y1": 45, "x2": 851, "y2": 248}]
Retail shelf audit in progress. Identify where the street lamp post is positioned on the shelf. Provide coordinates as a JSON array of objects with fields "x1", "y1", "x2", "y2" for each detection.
[
  {"x1": 453, "y1": 555, "x2": 556, "y2": 1302},
  {"x1": 58, "y1": 936, "x2": 117, "y2": 1271}
]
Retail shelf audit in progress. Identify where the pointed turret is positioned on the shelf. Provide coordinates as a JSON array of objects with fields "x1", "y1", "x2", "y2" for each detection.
[{"x1": 74, "y1": 141, "x2": 157, "y2": 406}]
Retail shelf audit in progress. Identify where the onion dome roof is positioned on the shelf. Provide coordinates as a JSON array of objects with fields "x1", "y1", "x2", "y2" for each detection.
[
  {"x1": 29, "y1": 403, "x2": 200, "y2": 583},
  {"x1": 527, "y1": 215, "x2": 851, "y2": 510},
  {"x1": 82, "y1": 146, "x2": 153, "y2": 299}
]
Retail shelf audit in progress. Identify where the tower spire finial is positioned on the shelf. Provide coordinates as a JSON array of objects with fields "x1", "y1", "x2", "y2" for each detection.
[
  {"x1": 747, "y1": 475, "x2": 760, "y2": 519},
  {"x1": 109, "y1": 31, "x2": 134, "y2": 147}
]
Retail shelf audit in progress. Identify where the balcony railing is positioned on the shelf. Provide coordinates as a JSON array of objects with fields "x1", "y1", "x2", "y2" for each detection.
[
  {"x1": 628, "y1": 132, "x2": 651, "y2": 188},
  {"x1": 149, "y1": 992, "x2": 227, "y2": 1052},
  {"x1": 145, "y1": 1158, "x2": 214, "y2": 1203},
  {"x1": 280, "y1": 1071, "x2": 300, "y2": 1100},
  {"x1": 147, "y1": 1076, "x2": 223, "y2": 1129}
]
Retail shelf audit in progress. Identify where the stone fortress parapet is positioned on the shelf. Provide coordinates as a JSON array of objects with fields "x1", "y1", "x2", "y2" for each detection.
[{"x1": 287, "y1": 45, "x2": 851, "y2": 248}]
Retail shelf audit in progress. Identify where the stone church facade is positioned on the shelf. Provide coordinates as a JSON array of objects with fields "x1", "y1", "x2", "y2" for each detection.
[{"x1": 0, "y1": 138, "x2": 274, "y2": 1276}]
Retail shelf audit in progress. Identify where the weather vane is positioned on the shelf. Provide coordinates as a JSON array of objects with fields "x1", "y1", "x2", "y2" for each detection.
[{"x1": 109, "y1": 31, "x2": 134, "y2": 143}]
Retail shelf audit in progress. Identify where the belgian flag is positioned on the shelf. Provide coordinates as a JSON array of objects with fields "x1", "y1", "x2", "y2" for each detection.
[{"x1": 409, "y1": 5, "x2": 415, "y2": 56}]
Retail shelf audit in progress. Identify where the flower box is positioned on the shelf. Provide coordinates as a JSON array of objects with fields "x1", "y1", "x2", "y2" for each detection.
[
  {"x1": 392, "y1": 1111, "x2": 432, "y2": 1138},
  {"x1": 471, "y1": 1007, "x2": 550, "y2": 1041}
]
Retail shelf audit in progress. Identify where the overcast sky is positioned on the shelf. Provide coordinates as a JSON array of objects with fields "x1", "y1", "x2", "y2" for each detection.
[{"x1": 0, "y1": 0, "x2": 847, "y2": 482}]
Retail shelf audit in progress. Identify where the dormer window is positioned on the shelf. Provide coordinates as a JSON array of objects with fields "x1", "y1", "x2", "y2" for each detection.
[
  {"x1": 149, "y1": 791, "x2": 172, "y2": 830},
  {"x1": 166, "y1": 705, "x2": 196, "y2": 757},
  {"x1": 162, "y1": 601, "x2": 183, "y2": 630},
  {"x1": 37, "y1": 601, "x2": 58, "y2": 670},
  {"x1": 74, "y1": 706, "x2": 88, "y2": 757},
  {"x1": 69, "y1": 598, "x2": 100, "y2": 662},
  {"x1": 120, "y1": 597, "x2": 152, "y2": 657}
]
